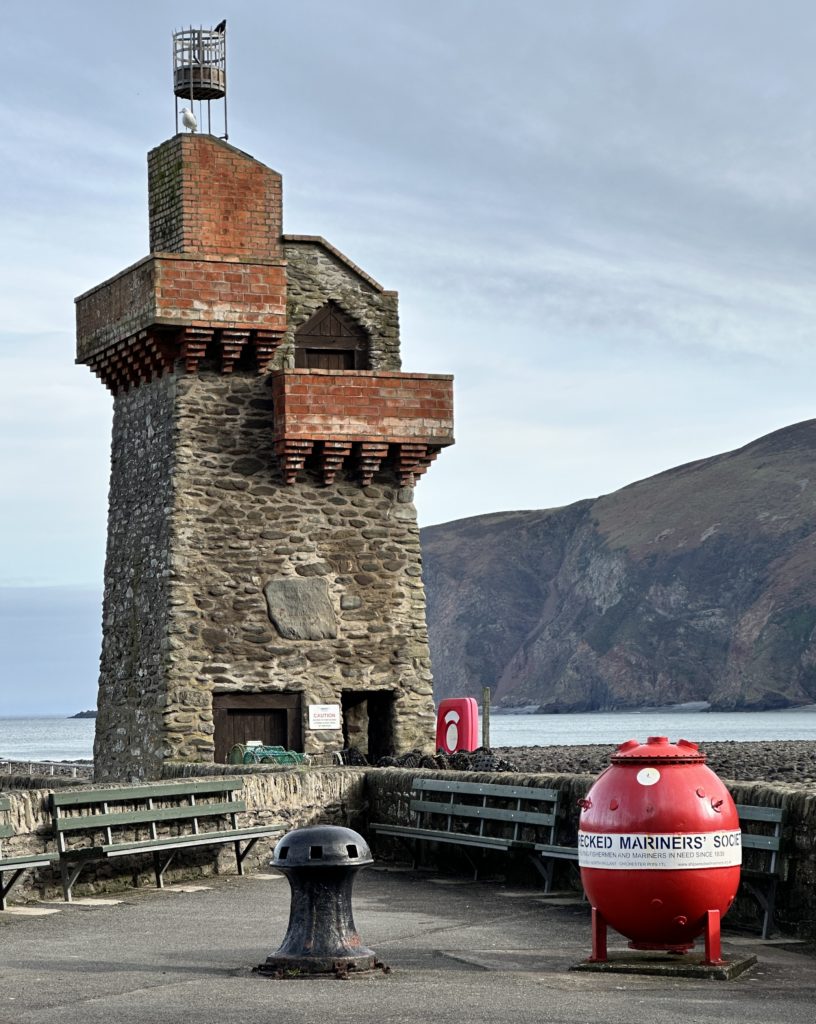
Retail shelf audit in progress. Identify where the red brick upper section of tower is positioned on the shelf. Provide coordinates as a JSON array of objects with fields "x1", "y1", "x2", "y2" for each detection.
[
  {"x1": 76, "y1": 134, "x2": 287, "y2": 366},
  {"x1": 148, "y1": 134, "x2": 283, "y2": 260}
]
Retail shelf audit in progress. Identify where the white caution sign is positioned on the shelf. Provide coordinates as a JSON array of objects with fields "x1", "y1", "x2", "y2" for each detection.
[
  {"x1": 308, "y1": 704, "x2": 342, "y2": 730},
  {"x1": 578, "y1": 830, "x2": 742, "y2": 870}
]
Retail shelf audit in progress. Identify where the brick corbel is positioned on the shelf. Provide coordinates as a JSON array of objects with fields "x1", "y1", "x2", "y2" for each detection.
[
  {"x1": 395, "y1": 443, "x2": 441, "y2": 486},
  {"x1": 274, "y1": 439, "x2": 315, "y2": 485},
  {"x1": 253, "y1": 330, "x2": 283, "y2": 373},
  {"x1": 358, "y1": 442, "x2": 390, "y2": 486},
  {"x1": 220, "y1": 329, "x2": 250, "y2": 374},
  {"x1": 179, "y1": 327, "x2": 214, "y2": 373},
  {"x1": 318, "y1": 441, "x2": 354, "y2": 485}
]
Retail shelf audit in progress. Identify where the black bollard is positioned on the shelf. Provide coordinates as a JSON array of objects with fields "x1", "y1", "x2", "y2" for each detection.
[{"x1": 257, "y1": 824, "x2": 380, "y2": 977}]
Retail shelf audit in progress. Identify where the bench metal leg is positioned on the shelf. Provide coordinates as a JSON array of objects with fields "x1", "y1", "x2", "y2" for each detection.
[
  {"x1": 528, "y1": 853, "x2": 555, "y2": 893},
  {"x1": 461, "y1": 850, "x2": 479, "y2": 881},
  {"x1": 387, "y1": 835, "x2": 418, "y2": 869},
  {"x1": 60, "y1": 859, "x2": 85, "y2": 902},
  {"x1": 1, "y1": 868, "x2": 26, "y2": 910},
  {"x1": 742, "y1": 878, "x2": 777, "y2": 939},
  {"x1": 235, "y1": 837, "x2": 262, "y2": 874},
  {"x1": 761, "y1": 879, "x2": 777, "y2": 939},
  {"x1": 154, "y1": 850, "x2": 177, "y2": 888}
]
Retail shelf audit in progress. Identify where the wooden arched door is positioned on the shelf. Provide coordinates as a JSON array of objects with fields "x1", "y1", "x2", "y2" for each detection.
[{"x1": 294, "y1": 302, "x2": 369, "y2": 370}]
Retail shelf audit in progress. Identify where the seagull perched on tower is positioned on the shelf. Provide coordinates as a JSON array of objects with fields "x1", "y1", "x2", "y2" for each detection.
[{"x1": 180, "y1": 107, "x2": 198, "y2": 133}]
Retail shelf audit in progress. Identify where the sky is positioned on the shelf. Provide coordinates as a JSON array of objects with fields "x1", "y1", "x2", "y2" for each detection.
[{"x1": 3, "y1": 1, "x2": 816, "y2": 712}]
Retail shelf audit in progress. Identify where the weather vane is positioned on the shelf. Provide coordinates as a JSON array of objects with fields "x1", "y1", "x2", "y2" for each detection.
[{"x1": 172, "y1": 20, "x2": 228, "y2": 140}]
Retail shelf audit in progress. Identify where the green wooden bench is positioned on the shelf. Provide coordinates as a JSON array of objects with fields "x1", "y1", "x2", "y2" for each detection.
[
  {"x1": 736, "y1": 803, "x2": 784, "y2": 939},
  {"x1": 51, "y1": 779, "x2": 285, "y2": 902},
  {"x1": 1, "y1": 794, "x2": 58, "y2": 910},
  {"x1": 370, "y1": 777, "x2": 575, "y2": 889}
]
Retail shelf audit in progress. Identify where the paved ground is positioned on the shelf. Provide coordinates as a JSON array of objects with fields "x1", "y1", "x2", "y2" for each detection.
[{"x1": 1, "y1": 868, "x2": 814, "y2": 1024}]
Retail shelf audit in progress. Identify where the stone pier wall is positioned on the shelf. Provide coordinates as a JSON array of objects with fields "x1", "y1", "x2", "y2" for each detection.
[{"x1": 3, "y1": 768, "x2": 815, "y2": 939}]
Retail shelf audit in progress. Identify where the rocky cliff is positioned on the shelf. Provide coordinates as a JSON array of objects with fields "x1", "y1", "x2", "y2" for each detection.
[{"x1": 421, "y1": 420, "x2": 816, "y2": 711}]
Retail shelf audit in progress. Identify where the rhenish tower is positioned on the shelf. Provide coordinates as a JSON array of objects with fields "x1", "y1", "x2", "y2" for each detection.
[{"x1": 77, "y1": 25, "x2": 454, "y2": 781}]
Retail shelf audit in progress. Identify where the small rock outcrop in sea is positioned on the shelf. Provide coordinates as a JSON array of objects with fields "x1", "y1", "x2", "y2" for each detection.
[{"x1": 69, "y1": 710, "x2": 97, "y2": 719}]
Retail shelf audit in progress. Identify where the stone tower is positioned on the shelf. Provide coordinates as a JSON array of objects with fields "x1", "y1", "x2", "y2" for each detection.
[{"x1": 76, "y1": 133, "x2": 454, "y2": 781}]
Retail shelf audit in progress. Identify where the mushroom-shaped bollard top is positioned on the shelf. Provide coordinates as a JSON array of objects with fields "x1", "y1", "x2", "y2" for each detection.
[
  {"x1": 259, "y1": 824, "x2": 379, "y2": 977},
  {"x1": 273, "y1": 825, "x2": 373, "y2": 870}
]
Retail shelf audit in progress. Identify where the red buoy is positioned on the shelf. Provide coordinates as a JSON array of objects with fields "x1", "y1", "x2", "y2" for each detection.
[{"x1": 578, "y1": 736, "x2": 741, "y2": 964}]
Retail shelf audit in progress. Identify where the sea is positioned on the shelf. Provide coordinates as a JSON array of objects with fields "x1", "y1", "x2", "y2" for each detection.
[{"x1": 3, "y1": 708, "x2": 816, "y2": 762}]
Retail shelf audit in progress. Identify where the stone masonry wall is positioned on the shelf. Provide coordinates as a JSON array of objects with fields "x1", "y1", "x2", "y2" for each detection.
[
  {"x1": 162, "y1": 369, "x2": 436, "y2": 763},
  {"x1": 282, "y1": 238, "x2": 400, "y2": 370},
  {"x1": 94, "y1": 376, "x2": 177, "y2": 781}
]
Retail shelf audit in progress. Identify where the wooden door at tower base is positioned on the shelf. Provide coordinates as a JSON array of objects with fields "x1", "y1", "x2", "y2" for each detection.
[
  {"x1": 219, "y1": 709, "x2": 287, "y2": 759},
  {"x1": 212, "y1": 692, "x2": 302, "y2": 762}
]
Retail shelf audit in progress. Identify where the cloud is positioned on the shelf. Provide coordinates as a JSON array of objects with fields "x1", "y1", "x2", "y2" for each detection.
[{"x1": 4, "y1": 0, "x2": 816, "y2": 578}]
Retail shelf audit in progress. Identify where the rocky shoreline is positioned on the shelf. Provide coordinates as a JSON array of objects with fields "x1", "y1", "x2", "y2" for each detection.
[{"x1": 494, "y1": 740, "x2": 816, "y2": 784}]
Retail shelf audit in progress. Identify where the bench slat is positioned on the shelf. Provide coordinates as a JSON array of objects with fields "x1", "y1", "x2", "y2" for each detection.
[
  {"x1": 52, "y1": 779, "x2": 242, "y2": 808},
  {"x1": 736, "y1": 804, "x2": 783, "y2": 823},
  {"x1": 101, "y1": 825, "x2": 285, "y2": 857},
  {"x1": 741, "y1": 834, "x2": 781, "y2": 852},
  {"x1": 0, "y1": 796, "x2": 11, "y2": 812},
  {"x1": 534, "y1": 843, "x2": 579, "y2": 860},
  {"x1": 411, "y1": 799, "x2": 555, "y2": 827},
  {"x1": 371, "y1": 824, "x2": 516, "y2": 850},
  {"x1": 413, "y1": 778, "x2": 559, "y2": 802},
  {"x1": 54, "y1": 800, "x2": 245, "y2": 833},
  {"x1": 0, "y1": 852, "x2": 58, "y2": 869},
  {"x1": 0, "y1": 825, "x2": 13, "y2": 839}
]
